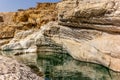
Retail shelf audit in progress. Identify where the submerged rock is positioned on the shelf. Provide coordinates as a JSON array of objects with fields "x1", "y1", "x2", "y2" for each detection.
[{"x1": 0, "y1": 55, "x2": 43, "y2": 80}]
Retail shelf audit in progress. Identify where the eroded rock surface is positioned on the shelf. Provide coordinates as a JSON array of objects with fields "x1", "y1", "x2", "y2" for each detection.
[
  {"x1": 1, "y1": 0, "x2": 120, "y2": 72},
  {"x1": 1, "y1": 21, "x2": 120, "y2": 72},
  {"x1": 13, "y1": 3, "x2": 57, "y2": 28},
  {"x1": 58, "y1": 0, "x2": 120, "y2": 33},
  {"x1": 0, "y1": 2, "x2": 57, "y2": 46},
  {"x1": 0, "y1": 55, "x2": 43, "y2": 80}
]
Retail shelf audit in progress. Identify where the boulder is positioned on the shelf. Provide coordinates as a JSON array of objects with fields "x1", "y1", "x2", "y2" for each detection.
[{"x1": 0, "y1": 55, "x2": 43, "y2": 80}]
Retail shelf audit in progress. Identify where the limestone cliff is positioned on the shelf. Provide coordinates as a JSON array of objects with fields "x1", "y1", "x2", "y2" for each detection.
[
  {"x1": 1, "y1": 0, "x2": 120, "y2": 73},
  {"x1": 0, "y1": 2, "x2": 57, "y2": 41},
  {"x1": 13, "y1": 3, "x2": 57, "y2": 28}
]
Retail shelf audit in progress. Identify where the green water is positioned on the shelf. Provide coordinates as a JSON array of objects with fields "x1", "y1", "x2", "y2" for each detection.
[
  {"x1": 1, "y1": 50, "x2": 120, "y2": 80},
  {"x1": 37, "y1": 52, "x2": 112, "y2": 80}
]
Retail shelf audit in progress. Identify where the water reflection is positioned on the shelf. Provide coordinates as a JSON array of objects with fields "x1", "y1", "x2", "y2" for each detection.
[
  {"x1": 0, "y1": 50, "x2": 120, "y2": 80},
  {"x1": 37, "y1": 52, "x2": 112, "y2": 80},
  {"x1": 0, "y1": 50, "x2": 37, "y2": 65}
]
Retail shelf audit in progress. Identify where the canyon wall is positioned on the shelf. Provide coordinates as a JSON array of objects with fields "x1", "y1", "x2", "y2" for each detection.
[
  {"x1": 1, "y1": 0, "x2": 120, "y2": 73},
  {"x1": 0, "y1": 2, "x2": 57, "y2": 46}
]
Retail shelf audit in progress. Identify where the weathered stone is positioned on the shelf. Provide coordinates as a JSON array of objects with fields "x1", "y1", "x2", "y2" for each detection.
[
  {"x1": 2, "y1": 0, "x2": 120, "y2": 73},
  {"x1": 57, "y1": 0, "x2": 120, "y2": 33},
  {"x1": 2, "y1": 21, "x2": 120, "y2": 72},
  {"x1": 0, "y1": 2, "x2": 57, "y2": 40},
  {"x1": 13, "y1": 2, "x2": 57, "y2": 28},
  {"x1": 0, "y1": 25, "x2": 15, "y2": 39},
  {"x1": 0, "y1": 12, "x2": 14, "y2": 24},
  {"x1": 0, "y1": 55, "x2": 43, "y2": 80},
  {"x1": 0, "y1": 16, "x2": 4, "y2": 22},
  {"x1": 0, "y1": 39, "x2": 10, "y2": 47}
]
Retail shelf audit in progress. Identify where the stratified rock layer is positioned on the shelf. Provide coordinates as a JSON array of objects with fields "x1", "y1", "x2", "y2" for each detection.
[
  {"x1": 56, "y1": 0, "x2": 120, "y2": 71},
  {"x1": 0, "y1": 2, "x2": 57, "y2": 39},
  {"x1": 58, "y1": 0, "x2": 120, "y2": 33},
  {"x1": 1, "y1": 21, "x2": 120, "y2": 72},
  {"x1": 1, "y1": 0, "x2": 120, "y2": 72}
]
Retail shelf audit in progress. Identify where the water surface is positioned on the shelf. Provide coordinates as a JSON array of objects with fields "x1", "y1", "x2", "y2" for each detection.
[{"x1": 0, "y1": 50, "x2": 120, "y2": 80}]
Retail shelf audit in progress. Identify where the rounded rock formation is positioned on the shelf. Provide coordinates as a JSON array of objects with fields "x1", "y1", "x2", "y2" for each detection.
[{"x1": 0, "y1": 55, "x2": 44, "y2": 80}]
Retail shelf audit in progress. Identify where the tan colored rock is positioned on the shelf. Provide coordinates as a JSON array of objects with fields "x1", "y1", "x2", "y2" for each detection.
[
  {"x1": 0, "y1": 2, "x2": 57, "y2": 40},
  {"x1": 2, "y1": 22, "x2": 120, "y2": 72},
  {"x1": 0, "y1": 25, "x2": 15, "y2": 39},
  {"x1": 0, "y1": 39, "x2": 10, "y2": 47},
  {"x1": 57, "y1": 0, "x2": 120, "y2": 33},
  {"x1": 2, "y1": 0, "x2": 120, "y2": 73},
  {"x1": 0, "y1": 16, "x2": 4, "y2": 22},
  {"x1": 13, "y1": 2, "x2": 58, "y2": 28},
  {"x1": 52, "y1": 35, "x2": 120, "y2": 72},
  {"x1": 0, "y1": 12, "x2": 14, "y2": 24}
]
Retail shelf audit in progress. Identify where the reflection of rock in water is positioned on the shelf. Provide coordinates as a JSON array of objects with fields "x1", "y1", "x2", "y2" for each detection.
[
  {"x1": 36, "y1": 42, "x2": 114, "y2": 80},
  {"x1": 37, "y1": 52, "x2": 112, "y2": 80},
  {"x1": 0, "y1": 50, "x2": 37, "y2": 65},
  {"x1": 0, "y1": 50, "x2": 44, "y2": 77},
  {"x1": 1, "y1": 44, "x2": 120, "y2": 80}
]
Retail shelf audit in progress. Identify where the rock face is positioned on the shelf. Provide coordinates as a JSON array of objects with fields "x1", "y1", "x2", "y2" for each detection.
[
  {"x1": 0, "y1": 16, "x2": 3, "y2": 22},
  {"x1": 1, "y1": 21, "x2": 120, "y2": 72},
  {"x1": 1, "y1": 0, "x2": 120, "y2": 72},
  {"x1": 0, "y1": 12, "x2": 15, "y2": 39},
  {"x1": 13, "y1": 3, "x2": 57, "y2": 28},
  {"x1": 0, "y1": 55, "x2": 43, "y2": 80},
  {"x1": 0, "y1": 2, "x2": 57, "y2": 46},
  {"x1": 56, "y1": 0, "x2": 120, "y2": 71},
  {"x1": 58, "y1": 0, "x2": 120, "y2": 33}
]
